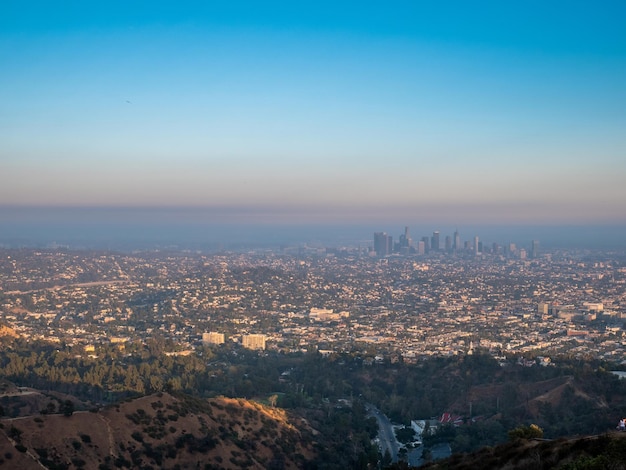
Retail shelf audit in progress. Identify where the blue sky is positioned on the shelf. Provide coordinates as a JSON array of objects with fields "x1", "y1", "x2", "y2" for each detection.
[{"x1": 1, "y1": 1, "x2": 625, "y2": 225}]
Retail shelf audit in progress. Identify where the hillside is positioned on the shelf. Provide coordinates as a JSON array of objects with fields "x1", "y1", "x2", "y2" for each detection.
[
  {"x1": 417, "y1": 432, "x2": 626, "y2": 470},
  {"x1": 0, "y1": 392, "x2": 315, "y2": 469}
]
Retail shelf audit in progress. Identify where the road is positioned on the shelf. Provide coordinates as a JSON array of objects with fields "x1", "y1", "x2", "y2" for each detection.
[
  {"x1": 365, "y1": 403, "x2": 452, "y2": 466},
  {"x1": 5, "y1": 279, "x2": 131, "y2": 295},
  {"x1": 0, "y1": 387, "x2": 39, "y2": 397},
  {"x1": 366, "y1": 405, "x2": 399, "y2": 462}
]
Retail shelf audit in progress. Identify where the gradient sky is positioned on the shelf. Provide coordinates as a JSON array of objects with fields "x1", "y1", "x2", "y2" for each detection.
[{"x1": 1, "y1": 1, "x2": 625, "y2": 225}]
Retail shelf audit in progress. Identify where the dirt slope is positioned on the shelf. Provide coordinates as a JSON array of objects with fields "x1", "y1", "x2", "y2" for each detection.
[{"x1": 0, "y1": 392, "x2": 316, "y2": 469}]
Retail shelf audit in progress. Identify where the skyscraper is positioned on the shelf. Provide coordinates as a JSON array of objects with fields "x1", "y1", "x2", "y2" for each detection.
[
  {"x1": 531, "y1": 240, "x2": 540, "y2": 259},
  {"x1": 374, "y1": 232, "x2": 392, "y2": 257},
  {"x1": 399, "y1": 226, "x2": 412, "y2": 251},
  {"x1": 431, "y1": 231, "x2": 440, "y2": 251},
  {"x1": 454, "y1": 230, "x2": 461, "y2": 251}
]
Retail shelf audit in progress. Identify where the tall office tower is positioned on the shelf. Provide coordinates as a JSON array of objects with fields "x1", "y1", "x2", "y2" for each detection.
[
  {"x1": 445, "y1": 235, "x2": 452, "y2": 252},
  {"x1": 399, "y1": 226, "x2": 412, "y2": 250},
  {"x1": 431, "y1": 231, "x2": 440, "y2": 251},
  {"x1": 531, "y1": 240, "x2": 540, "y2": 259},
  {"x1": 374, "y1": 232, "x2": 392, "y2": 257},
  {"x1": 474, "y1": 236, "x2": 480, "y2": 254},
  {"x1": 454, "y1": 230, "x2": 461, "y2": 251},
  {"x1": 417, "y1": 240, "x2": 425, "y2": 255},
  {"x1": 242, "y1": 334, "x2": 266, "y2": 350},
  {"x1": 374, "y1": 232, "x2": 386, "y2": 256},
  {"x1": 421, "y1": 236, "x2": 430, "y2": 252}
]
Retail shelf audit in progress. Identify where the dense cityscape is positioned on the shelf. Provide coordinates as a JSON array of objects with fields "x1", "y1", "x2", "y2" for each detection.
[
  {"x1": 2, "y1": 227, "x2": 625, "y2": 364},
  {"x1": 3, "y1": 2, "x2": 625, "y2": 466}
]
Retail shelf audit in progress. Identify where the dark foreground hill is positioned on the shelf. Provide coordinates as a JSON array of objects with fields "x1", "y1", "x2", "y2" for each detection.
[
  {"x1": 0, "y1": 392, "x2": 315, "y2": 469},
  {"x1": 416, "y1": 432, "x2": 626, "y2": 470}
]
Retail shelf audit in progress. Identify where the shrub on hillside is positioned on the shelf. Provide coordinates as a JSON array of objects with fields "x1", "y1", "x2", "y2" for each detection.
[{"x1": 508, "y1": 424, "x2": 544, "y2": 440}]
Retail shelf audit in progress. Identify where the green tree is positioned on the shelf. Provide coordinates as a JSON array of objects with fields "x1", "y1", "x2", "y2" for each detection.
[
  {"x1": 61, "y1": 399, "x2": 75, "y2": 416},
  {"x1": 149, "y1": 375, "x2": 164, "y2": 392},
  {"x1": 395, "y1": 426, "x2": 416, "y2": 444},
  {"x1": 381, "y1": 449, "x2": 392, "y2": 467}
]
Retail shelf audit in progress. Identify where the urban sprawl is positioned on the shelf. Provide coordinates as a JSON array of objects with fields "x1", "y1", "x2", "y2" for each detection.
[{"x1": 1, "y1": 227, "x2": 625, "y2": 364}]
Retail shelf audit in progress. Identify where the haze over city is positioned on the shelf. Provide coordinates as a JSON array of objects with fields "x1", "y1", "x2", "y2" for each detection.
[
  {"x1": 1, "y1": 1, "x2": 625, "y2": 246},
  {"x1": 4, "y1": 5, "x2": 626, "y2": 467}
]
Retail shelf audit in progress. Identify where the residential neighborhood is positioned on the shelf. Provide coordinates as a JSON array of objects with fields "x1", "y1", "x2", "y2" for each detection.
[{"x1": 1, "y1": 236, "x2": 625, "y2": 364}]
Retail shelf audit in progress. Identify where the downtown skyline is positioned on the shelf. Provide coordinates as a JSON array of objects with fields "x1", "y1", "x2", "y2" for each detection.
[{"x1": 1, "y1": 1, "x2": 626, "y2": 227}]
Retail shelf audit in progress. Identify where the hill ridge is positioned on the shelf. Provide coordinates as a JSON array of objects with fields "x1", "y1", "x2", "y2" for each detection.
[
  {"x1": 417, "y1": 431, "x2": 626, "y2": 470},
  {"x1": 0, "y1": 392, "x2": 315, "y2": 469}
]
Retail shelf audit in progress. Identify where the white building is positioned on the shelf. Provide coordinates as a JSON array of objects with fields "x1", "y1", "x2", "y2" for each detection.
[
  {"x1": 202, "y1": 331, "x2": 225, "y2": 345},
  {"x1": 242, "y1": 334, "x2": 266, "y2": 350}
]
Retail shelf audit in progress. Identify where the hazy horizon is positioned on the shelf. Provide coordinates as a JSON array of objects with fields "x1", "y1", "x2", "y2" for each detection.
[
  {"x1": 2, "y1": 2, "x2": 625, "y2": 229},
  {"x1": 1, "y1": 206, "x2": 625, "y2": 251}
]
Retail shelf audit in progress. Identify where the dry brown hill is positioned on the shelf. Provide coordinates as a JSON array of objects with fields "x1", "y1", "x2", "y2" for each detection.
[
  {"x1": 450, "y1": 376, "x2": 570, "y2": 409},
  {"x1": 0, "y1": 392, "x2": 316, "y2": 469},
  {"x1": 418, "y1": 432, "x2": 626, "y2": 470},
  {"x1": 0, "y1": 380, "x2": 88, "y2": 419},
  {"x1": 447, "y1": 374, "x2": 610, "y2": 421}
]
